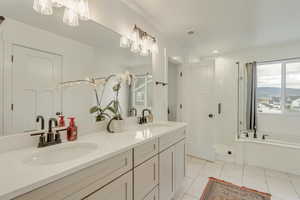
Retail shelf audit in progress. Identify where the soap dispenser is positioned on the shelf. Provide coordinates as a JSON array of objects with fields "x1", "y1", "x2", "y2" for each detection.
[{"x1": 67, "y1": 117, "x2": 78, "y2": 141}]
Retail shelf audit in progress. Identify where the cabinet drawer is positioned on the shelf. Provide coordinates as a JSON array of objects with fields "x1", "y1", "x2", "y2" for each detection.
[
  {"x1": 134, "y1": 155, "x2": 158, "y2": 200},
  {"x1": 15, "y1": 150, "x2": 133, "y2": 200},
  {"x1": 143, "y1": 186, "x2": 158, "y2": 200},
  {"x1": 134, "y1": 138, "x2": 158, "y2": 167},
  {"x1": 84, "y1": 171, "x2": 132, "y2": 200},
  {"x1": 159, "y1": 128, "x2": 186, "y2": 151}
]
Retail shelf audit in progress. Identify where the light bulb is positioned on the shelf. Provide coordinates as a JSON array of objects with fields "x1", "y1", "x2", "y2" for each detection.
[
  {"x1": 120, "y1": 35, "x2": 130, "y2": 48},
  {"x1": 78, "y1": 0, "x2": 90, "y2": 20},
  {"x1": 63, "y1": 7, "x2": 79, "y2": 27},
  {"x1": 52, "y1": 0, "x2": 64, "y2": 7},
  {"x1": 33, "y1": 0, "x2": 53, "y2": 15},
  {"x1": 140, "y1": 35, "x2": 149, "y2": 56},
  {"x1": 130, "y1": 27, "x2": 141, "y2": 53},
  {"x1": 152, "y1": 40, "x2": 159, "y2": 54}
]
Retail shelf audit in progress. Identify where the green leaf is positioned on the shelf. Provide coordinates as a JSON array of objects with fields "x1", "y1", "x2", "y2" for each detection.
[
  {"x1": 90, "y1": 106, "x2": 99, "y2": 114},
  {"x1": 106, "y1": 106, "x2": 117, "y2": 115}
]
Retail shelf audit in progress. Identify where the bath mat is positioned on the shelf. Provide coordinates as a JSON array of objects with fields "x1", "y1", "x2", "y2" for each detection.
[{"x1": 200, "y1": 177, "x2": 271, "y2": 200}]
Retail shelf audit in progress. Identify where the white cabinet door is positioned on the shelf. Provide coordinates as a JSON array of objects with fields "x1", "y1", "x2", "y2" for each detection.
[
  {"x1": 175, "y1": 139, "x2": 186, "y2": 192},
  {"x1": 85, "y1": 171, "x2": 132, "y2": 200},
  {"x1": 134, "y1": 156, "x2": 158, "y2": 200},
  {"x1": 159, "y1": 146, "x2": 175, "y2": 200}
]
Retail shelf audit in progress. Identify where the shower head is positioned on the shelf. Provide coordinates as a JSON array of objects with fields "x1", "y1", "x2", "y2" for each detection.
[{"x1": 0, "y1": 16, "x2": 5, "y2": 25}]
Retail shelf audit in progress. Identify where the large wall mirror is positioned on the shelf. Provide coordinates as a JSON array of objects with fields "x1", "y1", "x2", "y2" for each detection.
[{"x1": 0, "y1": 0, "x2": 153, "y2": 136}]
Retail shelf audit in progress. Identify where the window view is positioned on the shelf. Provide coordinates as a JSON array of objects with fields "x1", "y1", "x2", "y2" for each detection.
[
  {"x1": 257, "y1": 60, "x2": 300, "y2": 114},
  {"x1": 257, "y1": 63, "x2": 282, "y2": 113},
  {"x1": 285, "y1": 62, "x2": 300, "y2": 112}
]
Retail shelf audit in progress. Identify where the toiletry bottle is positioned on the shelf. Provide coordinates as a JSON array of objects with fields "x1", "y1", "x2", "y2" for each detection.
[
  {"x1": 58, "y1": 115, "x2": 65, "y2": 127},
  {"x1": 67, "y1": 117, "x2": 78, "y2": 141}
]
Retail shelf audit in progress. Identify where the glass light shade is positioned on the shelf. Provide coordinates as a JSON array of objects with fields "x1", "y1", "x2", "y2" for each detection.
[
  {"x1": 140, "y1": 46, "x2": 149, "y2": 56},
  {"x1": 145, "y1": 36, "x2": 152, "y2": 51},
  {"x1": 78, "y1": 0, "x2": 90, "y2": 20},
  {"x1": 120, "y1": 36, "x2": 130, "y2": 48},
  {"x1": 33, "y1": 0, "x2": 53, "y2": 15},
  {"x1": 152, "y1": 41, "x2": 159, "y2": 54},
  {"x1": 131, "y1": 41, "x2": 140, "y2": 54},
  {"x1": 52, "y1": 0, "x2": 64, "y2": 7},
  {"x1": 140, "y1": 37, "x2": 149, "y2": 56},
  {"x1": 63, "y1": 7, "x2": 79, "y2": 26},
  {"x1": 130, "y1": 28, "x2": 141, "y2": 53}
]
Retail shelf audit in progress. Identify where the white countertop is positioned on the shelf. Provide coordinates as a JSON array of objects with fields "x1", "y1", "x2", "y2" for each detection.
[{"x1": 0, "y1": 121, "x2": 187, "y2": 200}]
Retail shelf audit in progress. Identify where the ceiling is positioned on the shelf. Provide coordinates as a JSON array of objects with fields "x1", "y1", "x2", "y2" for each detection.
[{"x1": 121, "y1": 0, "x2": 300, "y2": 58}]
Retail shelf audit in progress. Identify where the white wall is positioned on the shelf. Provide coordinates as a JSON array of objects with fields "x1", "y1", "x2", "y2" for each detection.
[{"x1": 215, "y1": 41, "x2": 300, "y2": 173}]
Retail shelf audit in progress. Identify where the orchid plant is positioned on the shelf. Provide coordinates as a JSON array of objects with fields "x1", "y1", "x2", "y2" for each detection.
[{"x1": 89, "y1": 71, "x2": 135, "y2": 122}]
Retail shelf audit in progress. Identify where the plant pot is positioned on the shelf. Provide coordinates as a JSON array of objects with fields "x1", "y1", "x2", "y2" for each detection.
[
  {"x1": 95, "y1": 120, "x2": 107, "y2": 131},
  {"x1": 107, "y1": 118, "x2": 125, "y2": 133}
]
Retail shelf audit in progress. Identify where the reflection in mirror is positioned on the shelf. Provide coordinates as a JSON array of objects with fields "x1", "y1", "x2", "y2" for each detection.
[
  {"x1": 0, "y1": 1, "x2": 152, "y2": 136},
  {"x1": 128, "y1": 68, "x2": 153, "y2": 116}
]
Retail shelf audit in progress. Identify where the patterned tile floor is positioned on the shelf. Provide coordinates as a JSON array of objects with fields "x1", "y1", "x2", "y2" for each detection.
[{"x1": 174, "y1": 156, "x2": 300, "y2": 200}]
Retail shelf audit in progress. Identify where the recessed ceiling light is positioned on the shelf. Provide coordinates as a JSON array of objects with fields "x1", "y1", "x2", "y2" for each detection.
[{"x1": 212, "y1": 50, "x2": 219, "y2": 54}]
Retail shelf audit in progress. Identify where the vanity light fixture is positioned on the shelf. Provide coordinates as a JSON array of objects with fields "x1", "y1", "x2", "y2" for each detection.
[
  {"x1": 33, "y1": 0, "x2": 90, "y2": 27},
  {"x1": 120, "y1": 25, "x2": 159, "y2": 56}
]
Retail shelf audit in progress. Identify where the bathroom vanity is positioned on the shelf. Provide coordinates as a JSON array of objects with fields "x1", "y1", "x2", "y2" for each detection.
[{"x1": 0, "y1": 122, "x2": 187, "y2": 200}]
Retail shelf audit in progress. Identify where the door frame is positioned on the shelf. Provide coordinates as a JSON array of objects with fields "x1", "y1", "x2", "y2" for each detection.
[{"x1": 3, "y1": 42, "x2": 63, "y2": 135}]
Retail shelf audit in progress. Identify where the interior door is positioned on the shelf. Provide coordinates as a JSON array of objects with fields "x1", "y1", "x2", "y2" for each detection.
[
  {"x1": 182, "y1": 62, "x2": 216, "y2": 161},
  {"x1": 9, "y1": 45, "x2": 62, "y2": 134}
]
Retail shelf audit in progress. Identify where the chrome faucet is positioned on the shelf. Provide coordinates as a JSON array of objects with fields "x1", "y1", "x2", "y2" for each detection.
[{"x1": 31, "y1": 117, "x2": 64, "y2": 148}]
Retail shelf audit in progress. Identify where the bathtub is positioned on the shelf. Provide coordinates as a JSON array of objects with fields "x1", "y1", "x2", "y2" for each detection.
[{"x1": 236, "y1": 133, "x2": 300, "y2": 175}]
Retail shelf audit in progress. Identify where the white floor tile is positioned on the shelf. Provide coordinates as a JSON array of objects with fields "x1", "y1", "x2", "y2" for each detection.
[
  {"x1": 265, "y1": 169, "x2": 289, "y2": 179},
  {"x1": 266, "y1": 176, "x2": 299, "y2": 200},
  {"x1": 186, "y1": 157, "x2": 206, "y2": 179},
  {"x1": 220, "y1": 163, "x2": 243, "y2": 179},
  {"x1": 244, "y1": 165, "x2": 265, "y2": 177},
  {"x1": 200, "y1": 162, "x2": 223, "y2": 179},
  {"x1": 289, "y1": 175, "x2": 300, "y2": 198},
  {"x1": 243, "y1": 175, "x2": 269, "y2": 193},
  {"x1": 173, "y1": 177, "x2": 194, "y2": 200},
  {"x1": 186, "y1": 176, "x2": 208, "y2": 198},
  {"x1": 184, "y1": 156, "x2": 300, "y2": 200},
  {"x1": 180, "y1": 194, "x2": 198, "y2": 200}
]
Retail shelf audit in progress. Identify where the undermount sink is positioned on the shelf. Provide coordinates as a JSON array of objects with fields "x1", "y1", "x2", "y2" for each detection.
[{"x1": 24, "y1": 142, "x2": 98, "y2": 165}]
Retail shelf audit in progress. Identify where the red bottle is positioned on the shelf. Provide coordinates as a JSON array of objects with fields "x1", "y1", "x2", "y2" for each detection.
[
  {"x1": 58, "y1": 115, "x2": 65, "y2": 127},
  {"x1": 67, "y1": 117, "x2": 78, "y2": 141}
]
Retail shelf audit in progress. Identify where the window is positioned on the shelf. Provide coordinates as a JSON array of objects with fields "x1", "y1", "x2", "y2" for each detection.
[{"x1": 257, "y1": 59, "x2": 300, "y2": 114}]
